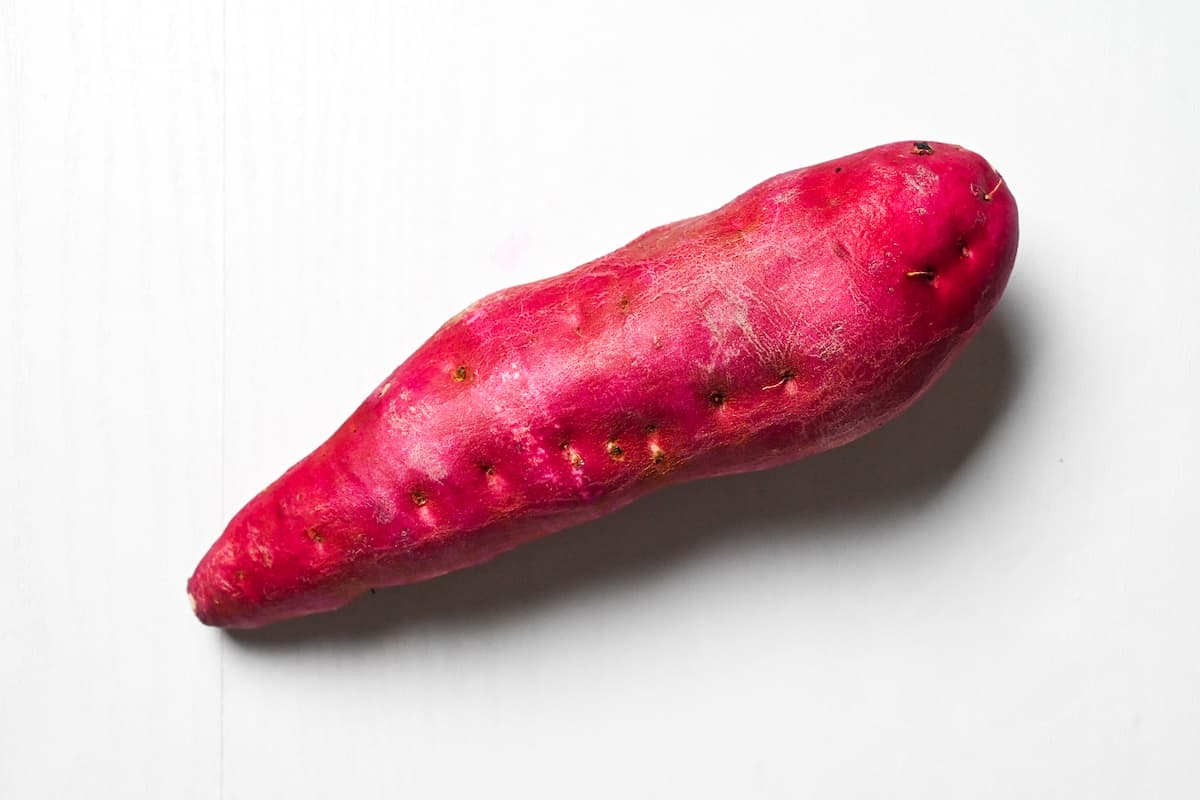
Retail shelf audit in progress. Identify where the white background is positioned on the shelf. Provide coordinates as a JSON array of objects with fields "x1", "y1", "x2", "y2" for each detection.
[{"x1": 3, "y1": 1, "x2": 1198, "y2": 797}]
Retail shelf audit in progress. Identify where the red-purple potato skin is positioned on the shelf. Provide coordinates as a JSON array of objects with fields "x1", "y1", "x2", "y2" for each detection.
[{"x1": 189, "y1": 141, "x2": 1018, "y2": 628}]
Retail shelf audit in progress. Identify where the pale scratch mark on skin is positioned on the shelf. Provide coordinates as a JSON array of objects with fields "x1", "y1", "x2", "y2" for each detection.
[
  {"x1": 904, "y1": 164, "x2": 939, "y2": 198},
  {"x1": 768, "y1": 201, "x2": 785, "y2": 236},
  {"x1": 742, "y1": 283, "x2": 799, "y2": 366},
  {"x1": 406, "y1": 438, "x2": 450, "y2": 482},
  {"x1": 844, "y1": 273, "x2": 873, "y2": 317},
  {"x1": 581, "y1": 267, "x2": 620, "y2": 279},
  {"x1": 699, "y1": 274, "x2": 774, "y2": 371}
]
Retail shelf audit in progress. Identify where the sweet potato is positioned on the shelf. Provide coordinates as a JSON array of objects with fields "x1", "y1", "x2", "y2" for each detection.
[{"x1": 189, "y1": 140, "x2": 1018, "y2": 628}]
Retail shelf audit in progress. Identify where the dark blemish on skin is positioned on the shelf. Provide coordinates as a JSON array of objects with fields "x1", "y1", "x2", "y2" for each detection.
[
  {"x1": 913, "y1": 141, "x2": 934, "y2": 155},
  {"x1": 708, "y1": 390, "x2": 727, "y2": 406},
  {"x1": 306, "y1": 528, "x2": 324, "y2": 544},
  {"x1": 452, "y1": 365, "x2": 468, "y2": 382},
  {"x1": 619, "y1": 296, "x2": 631, "y2": 312},
  {"x1": 370, "y1": 588, "x2": 377, "y2": 595},
  {"x1": 411, "y1": 490, "x2": 428, "y2": 507},
  {"x1": 959, "y1": 239, "x2": 971, "y2": 258},
  {"x1": 606, "y1": 441, "x2": 625, "y2": 460},
  {"x1": 559, "y1": 441, "x2": 583, "y2": 467},
  {"x1": 650, "y1": 443, "x2": 667, "y2": 464},
  {"x1": 481, "y1": 463, "x2": 496, "y2": 476},
  {"x1": 832, "y1": 240, "x2": 850, "y2": 261},
  {"x1": 645, "y1": 424, "x2": 658, "y2": 434},
  {"x1": 235, "y1": 570, "x2": 245, "y2": 581},
  {"x1": 834, "y1": 167, "x2": 842, "y2": 173},
  {"x1": 905, "y1": 269, "x2": 937, "y2": 282}
]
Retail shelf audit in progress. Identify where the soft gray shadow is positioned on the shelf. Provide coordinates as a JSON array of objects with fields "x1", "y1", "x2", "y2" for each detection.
[{"x1": 231, "y1": 304, "x2": 1025, "y2": 649}]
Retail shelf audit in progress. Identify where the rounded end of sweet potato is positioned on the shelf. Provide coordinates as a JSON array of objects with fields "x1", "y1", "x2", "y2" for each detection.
[
  {"x1": 824, "y1": 139, "x2": 1018, "y2": 335},
  {"x1": 187, "y1": 486, "x2": 368, "y2": 629},
  {"x1": 187, "y1": 550, "x2": 362, "y2": 629}
]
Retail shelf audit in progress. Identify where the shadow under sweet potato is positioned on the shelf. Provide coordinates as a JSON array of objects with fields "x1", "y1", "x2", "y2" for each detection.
[{"x1": 229, "y1": 303, "x2": 1024, "y2": 649}]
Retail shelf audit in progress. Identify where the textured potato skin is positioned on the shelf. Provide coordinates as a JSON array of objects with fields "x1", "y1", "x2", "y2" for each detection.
[{"x1": 189, "y1": 141, "x2": 1018, "y2": 628}]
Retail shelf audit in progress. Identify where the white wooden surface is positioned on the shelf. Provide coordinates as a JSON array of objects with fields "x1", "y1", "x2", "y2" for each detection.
[{"x1": 4, "y1": 1, "x2": 1199, "y2": 797}]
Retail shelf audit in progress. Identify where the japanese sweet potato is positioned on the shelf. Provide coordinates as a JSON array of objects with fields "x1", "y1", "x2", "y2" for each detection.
[{"x1": 189, "y1": 140, "x2": 1018, "y2": 628}]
